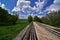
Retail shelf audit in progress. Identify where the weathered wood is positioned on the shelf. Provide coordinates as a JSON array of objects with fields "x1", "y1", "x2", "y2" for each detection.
[
  {"x1": 13, "y1": 22, "x2": 38, "y2": 40},
  {"x1": 13, "y1": 22, "x2": 60, "y2": 40},
  {"x1": 35, "y1": 22, "x2": 60, "y2": 40}
]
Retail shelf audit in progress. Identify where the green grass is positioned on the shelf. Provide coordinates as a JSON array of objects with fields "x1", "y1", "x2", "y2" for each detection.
[{"x1": 0, "y1": 20, "x2": 29, "y2": 40}]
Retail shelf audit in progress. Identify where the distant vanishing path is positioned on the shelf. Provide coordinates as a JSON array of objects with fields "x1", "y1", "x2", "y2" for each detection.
[{"x1": 13, "y1": 22, "x2": 60, "y2": 40}]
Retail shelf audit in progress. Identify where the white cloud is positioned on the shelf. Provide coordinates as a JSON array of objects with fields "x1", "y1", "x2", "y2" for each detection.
[
  {"x1": 16, "y1": 0, "x2": 30, "y2": 6},
  {"x1": 46, "y1": 0, "x2": 60, "y2": 13},
  {"x1": 12, "y1": 0, "x2": 45, "y2": 19},
  {"x1": 12, "y1": 7, "x2": 20, "y2": 11},
  {"x1": 0, "y1": 3, "x2": 5, "y2": 9},
  {"x1": 12, "y1": 0, "x2": 45, "y2": 12},
  {"x1": 1, "y1": 4, "x2": 5, "y2": 8},
  {"x1": 12, "y1": 0, "x2": 31, "y2": 12},
  {"x1": 19, "y1": 14, "x2": 28, "y2": 19},
  {"x1": 54, "y1": 0, "x2": 60, "y2": 4},
  {"x1": 38, "y1": 16, "x2": 43, "y2": 18},
  {"x1": 12, "y1": 0, "x2": 34, "y2": 19},
  {"x1": 46, "y1": 4, "x2": 57, "y2": 12},
  {"x1": 35, "y1": 1, "x2": 44, "y2": 12},
  {"x1": 32, "y1": 6, "x2": 36, "y2": 10},
  {"x1": 0, "y1": 3, "x2": 8, "y2": 10}
]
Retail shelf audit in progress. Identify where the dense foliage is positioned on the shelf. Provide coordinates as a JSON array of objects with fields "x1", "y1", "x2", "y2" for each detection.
[
  {"x1": 0, "y1": 20, "x2": 28, "y2": 40},
  {"x1": 34, "y1": 16, "x2": 42, "y2": 22},
  {"x1": 0, "y1": 7, "x2": 18, "y2": 24},
  {"x1": 28, "y1": 10, "x2": 60, "y2": 27},
  {"x1": 28, "y1": 15, "x2": 33, "y2": 23},
  {"x1": 41, "y1": 11, "x2": 60, "y2": 27},
  {"x1": 28, "y1": 15, "x2": 42, "y2": 23}
]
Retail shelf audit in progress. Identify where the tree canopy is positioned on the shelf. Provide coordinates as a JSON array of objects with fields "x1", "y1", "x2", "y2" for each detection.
[
  {"x1": 41, "y1": 11, "x2": 60, "y2": 27},
  {"x1": 0, "y1": 7, "x2": 18, "y2": 25},
  {"x1": 28, "y1": 15, "x2": 33, "y2": 23},
  {"x1": 34, "y1": 16, "x2": 42, "y2": 22}
]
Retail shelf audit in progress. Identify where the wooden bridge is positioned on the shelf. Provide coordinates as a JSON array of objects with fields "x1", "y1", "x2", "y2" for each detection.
[{"x1": 13, "y1": 22, "x2": 60, "y2": 40}]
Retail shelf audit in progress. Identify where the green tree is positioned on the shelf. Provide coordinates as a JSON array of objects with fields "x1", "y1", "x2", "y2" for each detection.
[
  {"x1": 0, "y1": 7, "x2": 18, "y2": 25},
  {"x1": 0, "y1": 7, "x2": 8, "y2": 23},
  {"x1": 28, "y1": 15, "x2": 33, "y2": 23},
  {"x1": 34, "y1": 16, "x2": 42, "y2": 22},
  {"x1": 34, "y1": 16, "x2": 38, "y2": 21},
  {"x1": 41, "y1": 10, "x2": 60, "y2": 27}
]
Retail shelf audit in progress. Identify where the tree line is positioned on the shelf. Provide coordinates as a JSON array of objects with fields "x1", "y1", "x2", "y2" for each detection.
[
  {"x1": 0, "y1": 7, "x2": 18, "y2": 25},
  {"x1": 28, "y1": 15, "x2": 42, "y2": 23},
  {"x1": 28, "y1": 10, "x2": 60, "y2": 27},
  {"x1": 41, "y1": 11, "x2": 60, "y2": 27}
]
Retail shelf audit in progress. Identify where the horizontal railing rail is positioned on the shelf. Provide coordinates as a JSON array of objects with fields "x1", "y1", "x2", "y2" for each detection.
[
  {"x1": 13, "y1": 22, "x2": 38, "y2": 40},
  {"x1": 36, "y1": 22, "x2": 60, "y2": 39}
]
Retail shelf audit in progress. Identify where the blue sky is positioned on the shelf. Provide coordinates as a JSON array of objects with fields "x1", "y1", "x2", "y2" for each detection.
[
  {"x1": 0, "y1": 0, "x2": 17, "y2": 12},
  {"x1": 0, "y1": 0, "x2": 54, "y2": 12},
  {"x1": 0, "y1": 0, "x2": 60, "y2": 19}
]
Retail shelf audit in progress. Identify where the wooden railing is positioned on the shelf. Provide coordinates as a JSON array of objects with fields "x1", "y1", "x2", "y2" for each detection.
[
  {"x1": 13, "y1": 22, "x2": 60, "y2": 40},
  {"x1": 13, "y1": 22, "x2": 38, "y2": 40},
  {"x1": 36, "y1": 22, "x2": 60, "y2": 39}
]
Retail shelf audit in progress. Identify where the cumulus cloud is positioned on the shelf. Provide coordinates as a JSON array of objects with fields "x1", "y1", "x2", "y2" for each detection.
[
  {"x1": 16, "y1": 0, "x2": 30, "y2": 6},
  {"x1": 54, "y1": 0, "x2": 60, "y2": 4},
  {"x1": 0, "y1": 3, "x2": 5, "y2": 9},
  {"x1": 0, "y1": 3, "x2": 8, "y2": 10},
  {"x1": 12, "y1": 7, "x2": 20, "y2": 11},
  {"x1": 46, "y1": 0, "x2": 60, "y2": 13},
  {"x1": 35, "y1": 1, "x2": 44, "y2": 12},
  {"x1": 12, "y1": 0, "x2": 52, "y2": 19},
  {"x1": 12, "y1": 0, "x2": 31, "y2": 11},
  {"x1": 12, "y1": 0, "x2": 45, "y2": 12},
  {"x1": 12, "y1": 0, "x2": 34, "y2": 19}
]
